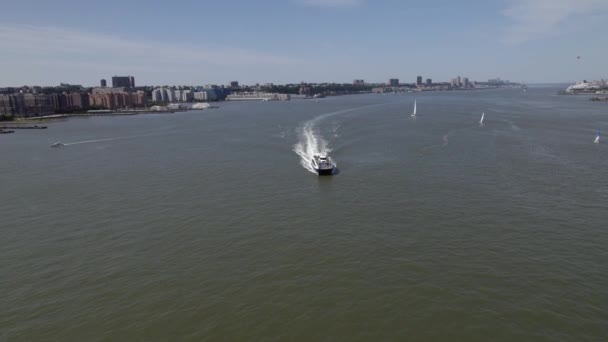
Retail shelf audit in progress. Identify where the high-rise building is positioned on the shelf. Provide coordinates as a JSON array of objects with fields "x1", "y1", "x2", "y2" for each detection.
[
  {"x1": 152, "y1": 88, "x2": 167, "y2": 102},
  {"x1": 100, "y1": 79, "x2": 107, "y2": 87},
  {"x1": 457, "y1": 76, "x2": 462, "y2": 87},
  {"x1": 416, "y1": 76, "x2": 423, "y2": 86},
  {"x1": 165, "y1": 88, "x2": 175, "y2": 103},
  {"x1": 353, "y1": 79, "x2": 365, "y2": 86},
  {"x1": 112, "y1": 76, "x2": 135, "y2": 88},
  {"x1": 174, "y1": 89, "x2": 182, "y2": 102},
  {"x1": 463, "y1": 77, "x2": 469, "y2": 88},
  {"x1": 388, "y1": 78, "x2": 399, "y2": 87},
  {"x1": 230, "y1": 81, "x2": 239, "y2": 88},
  {"x1": 181, "y1": 90, "x2": 193, "y2": 102},
  {"x1": 426, "y1": 78, "x2": 432, "y2": 86}
]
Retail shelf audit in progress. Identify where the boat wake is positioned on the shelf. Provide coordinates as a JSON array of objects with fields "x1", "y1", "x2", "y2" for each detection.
[
  {"x1": 61, "y1": 132, "x2": 164, "y2": 146},
  {"x1": 294, "y1": 120, "x2": 332, "y2": 173},
  {"x1": 294, "y1": 103, "x2": 390, "y2": 173},
  {"x1": 442, "y1": 134, "x2": 449, "y2": 146}
]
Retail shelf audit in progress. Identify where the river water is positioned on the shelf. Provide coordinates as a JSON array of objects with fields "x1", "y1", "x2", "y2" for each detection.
[{"x1": 1, "y1": 87, "x2": 607, "y2": 341}]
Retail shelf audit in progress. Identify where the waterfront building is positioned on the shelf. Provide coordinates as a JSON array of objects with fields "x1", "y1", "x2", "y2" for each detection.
[
  {"x1": 230, "y1": 81, "x2": 239, "y2": 88},
  {"x1": 388, "y1": 78, "x2": 399, "y2": 87},
  {"x1": 0, "y1": 93, "x2": 53, "y2": 117},
  {"x1": 67, "y1": 92, "x2": 89, "y2": 109},
  {"x1": 194, "y1": 89, "x2": 218, "y2": 101},
  {"x1": 48, "y1": 92, "x2": 90, "y2": 112},
  {"x1": 165, "y1": 88, "x2": 175, "y2": 103},
  {"x1": 174, "y1": 89, "x2": 182, "y2": 102},
  {"x1": 151, "y1": 88, "x2": 165, "y2": 102},
  {"x1": 88, "y1": 93, "x2": 114, "y2": 109},
  {"x1": 112, "y1": 75, "x2": 135, "y2": 88},
  {"x1": 227, "y1": 92, "x2": 290, "y2": 101},
  {"x1": 416, "y1": 76, "x2": 423, "y2": 86},
  {"x1": 181, "y1": 90, "x2": 193, "y2": 102},
  {"x1": 426, "y1": 78, "x2": 432, "y2": 86},
  {"x1": 193, "y1": 91, "x2": 208, "y2": 101},
  {"x1": 89, "y1": 90, "x2": 145, "y2": 109},
  {"x1": 49, "y1": 94, "x2": 68, "y2": 112},
  {"x1": 100, "y1": 79, "x2": 107, "y2": 87},
  {"x1": 463, "y1": 77, "x2": 469, "y2": 88},
  {"x1": 353, "y1": 79, "x2": 365, "y2": 86}
]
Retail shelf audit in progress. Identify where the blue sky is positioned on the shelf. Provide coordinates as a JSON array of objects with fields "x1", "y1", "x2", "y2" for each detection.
[{"x1": 1, "y1": 0, "x2": 606, "y2": 86}]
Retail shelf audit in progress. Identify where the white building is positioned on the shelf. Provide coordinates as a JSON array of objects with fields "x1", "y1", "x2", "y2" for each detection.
[
  {"x1": 165, "y1": 88, "x2": 175, "y2": 102},
  {"x1": 227, "y1": 92, "x2": 290, "y2": 101},
  {"x1": 194, "y1": 91, "x2": 208, "y2": 101},
  {"x1": 152, "y1": 88, "x2": 166, "y2": 102},
  {"x1": 173, "y1": 89, "x2": 182, "y2": 102},
  {"x1": 181, "y1": 90, "x2": 193, "y2": 102},
  {"x1": 193, "y1": 89, "x2": 219, "y2": 101}
]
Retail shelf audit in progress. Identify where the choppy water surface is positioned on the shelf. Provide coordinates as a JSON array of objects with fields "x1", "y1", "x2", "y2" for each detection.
[{"x1": 1, "y1": 87, "x2": 607, "y2": 341}]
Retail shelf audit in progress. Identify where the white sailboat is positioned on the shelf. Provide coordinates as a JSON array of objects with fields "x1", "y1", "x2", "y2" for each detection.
[
  {"x1": 479, "y1": 112, "x2": 485, "y2": 126},
  {"x1": 411, "y1": 99, "x2": 417, "y2": 117},
  {"x1": 594, "y1": 129, "x2": 600, "y2": 144}
]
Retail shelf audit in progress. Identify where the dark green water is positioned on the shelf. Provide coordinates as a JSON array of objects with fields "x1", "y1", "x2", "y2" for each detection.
[{"x1": 2, "y1": 87, "x2": 607, "y2": 341}]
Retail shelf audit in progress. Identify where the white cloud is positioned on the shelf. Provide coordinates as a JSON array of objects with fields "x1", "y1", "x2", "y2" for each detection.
[
  {"x1": 296, "y1": 0, "x2": 363, "y2": 8},
  {"x1": 503, "y1": 0, "x2": 608, "y2": 44},
  {"x1": 0, "y1": 24, "x2": 300, "y2": 85}
]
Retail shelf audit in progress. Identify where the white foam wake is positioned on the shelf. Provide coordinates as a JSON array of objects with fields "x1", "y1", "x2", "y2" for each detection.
[
  {"x1": 294, "y1": 120, "x2": 331, "y2": 173},
  {"x1": 293, "y1": 103, "x2": 391, "y2": 173},
  {"x1": 62, "y1": 132, "x2": 164, "y2": 146}
]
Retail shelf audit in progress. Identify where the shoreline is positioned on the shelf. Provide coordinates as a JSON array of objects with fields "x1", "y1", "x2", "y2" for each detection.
[{"x1": 0, "y1": 106, "x2": 221, "y2": 124}]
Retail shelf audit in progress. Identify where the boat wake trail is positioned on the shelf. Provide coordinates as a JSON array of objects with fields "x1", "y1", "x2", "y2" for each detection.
[
  {"x1": 294, "y1": 120, "x2": 331, "y2": 173},
  {"x1": 293, "y1": 103, "x2": 390, "y2": 173},
  {"x1": 63, "y1": 132, "x2": 163, "y2": 146}
]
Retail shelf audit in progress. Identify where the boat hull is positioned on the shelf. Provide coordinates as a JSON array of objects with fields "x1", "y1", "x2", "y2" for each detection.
[{"x1": 315, "y1": 167, "x2": 335, "y2": 176}]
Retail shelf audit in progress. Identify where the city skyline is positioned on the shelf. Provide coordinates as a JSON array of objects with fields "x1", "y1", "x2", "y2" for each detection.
[{"x1": 1, "y1": 0, "x2": 607, "y2": 86}]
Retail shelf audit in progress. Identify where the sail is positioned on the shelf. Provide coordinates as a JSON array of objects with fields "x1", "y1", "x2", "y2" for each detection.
[
  {"x1": 480, "y1": 112, "x2": 485, "y2": 124},
  {"x1": 411, "y1": 100, "x2": 417, "y2": 116},
  {"x1": 595, "y1": 129, "x2": 600, "y2": 143}
]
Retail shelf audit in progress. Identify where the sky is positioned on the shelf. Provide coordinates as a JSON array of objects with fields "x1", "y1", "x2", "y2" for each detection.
[{"x1": 0, "y1": 0, "x2": 607, "y2": 86}]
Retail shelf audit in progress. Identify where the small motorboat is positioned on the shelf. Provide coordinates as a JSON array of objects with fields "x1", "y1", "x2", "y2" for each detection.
[
  {"x1": 311, "y1": 153, "x2": 336, "y2": 175},
  {"x1": 51, "y1": 142, "x2": 65, "y2": 148}
]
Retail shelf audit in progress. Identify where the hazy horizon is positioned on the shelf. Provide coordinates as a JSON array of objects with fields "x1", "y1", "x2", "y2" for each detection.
[{"x1": 1, "y1": 0, "x2": 607, "y2": 86}]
